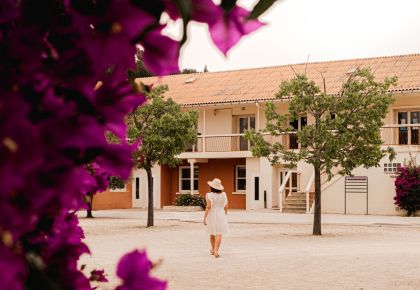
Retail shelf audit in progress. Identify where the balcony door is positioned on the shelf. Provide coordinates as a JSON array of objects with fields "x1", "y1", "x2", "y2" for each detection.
[
  {"x1": 398, "y1": 111, "x2": 419, "y2": 145},
  {"x1": 239, "y1": 116, "x2": 255, "y2": 151},
  {"x1": 289, "y1": 116, "x2": 307, "y2": 149}
]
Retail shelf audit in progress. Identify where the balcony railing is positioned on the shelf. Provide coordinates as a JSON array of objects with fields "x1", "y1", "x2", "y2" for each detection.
[
  {"x1": 381, "y1": 124, "x2": 420, "y2": 146},
  {"x1": 185, "y1": 124, "x2": 420, "y2": 153},
  {"x1": 186, "y1": 133, "x2": 250, "y2": 152},
  {"x1": 185, "y1": 132, "x2": 300, "y2": 153}
]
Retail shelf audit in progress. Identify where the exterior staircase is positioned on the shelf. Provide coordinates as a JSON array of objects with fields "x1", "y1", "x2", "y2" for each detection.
[{"x1": 282, "y1": 191, "x2": 307, "y2": 213}]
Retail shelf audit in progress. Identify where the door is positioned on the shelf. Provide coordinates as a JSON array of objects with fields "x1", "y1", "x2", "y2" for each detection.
[
  {"x1": 411, "y1": 111, "x2": 419, "y2": 144},
  {"x1": 239, "y1": 116, "x2": 255, "y2": 150},
  {"x1": 280, "y1": 171, "x2": 298, "y2": 197},
  {"x1": 398, "y1": 111, "x2": 420, "y2": 145},
  {"x1": 289, "y1": 116, "x2": 307, "y2": 149},
  {"x1": 398, "y1": 112, "x2": 408, "y2": 144}
]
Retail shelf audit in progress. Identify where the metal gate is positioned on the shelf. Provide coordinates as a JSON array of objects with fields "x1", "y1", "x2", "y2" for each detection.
[{"x1": 344, "y1": 176, "x2": 368, "y2": 214}]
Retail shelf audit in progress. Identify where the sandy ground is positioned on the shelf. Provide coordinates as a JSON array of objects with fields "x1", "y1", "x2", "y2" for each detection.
[{"x1": 79, "y1": 209, "x2": 420, "y2": 290}]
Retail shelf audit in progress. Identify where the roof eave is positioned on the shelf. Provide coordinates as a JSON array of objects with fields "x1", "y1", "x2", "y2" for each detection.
[{"x1": 180, "y1": 97, "x2": 290, "y2": 108}]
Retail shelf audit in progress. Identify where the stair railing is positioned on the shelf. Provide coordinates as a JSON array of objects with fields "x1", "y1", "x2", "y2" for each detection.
[
  {"x1": 305, "y1": 172, "x2": 315, "y2": 214},
  {"x1": 278, "y1": 171, "x2": 292, "y2": 212}
]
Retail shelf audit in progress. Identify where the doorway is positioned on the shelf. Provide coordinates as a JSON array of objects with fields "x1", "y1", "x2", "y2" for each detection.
[
  {"x1": 239, "y1": 116, "x2": 256, "y2": 150},
  {"x1": 289, "y1": 116, "x2": 307, "y2": 149},
  {"x1": 280, "y1": 171, "x2": 298, "y2": 197}
]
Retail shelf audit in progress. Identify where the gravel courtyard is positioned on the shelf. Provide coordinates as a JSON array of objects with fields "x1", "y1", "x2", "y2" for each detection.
[{"x1": 79, "y1": 209, "x2": 420, "y2": 290}]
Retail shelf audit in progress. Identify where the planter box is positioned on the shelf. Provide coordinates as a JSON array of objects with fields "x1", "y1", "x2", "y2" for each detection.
[{"x1": 163, "y1": 206, "x2": 203, "y2": 212}]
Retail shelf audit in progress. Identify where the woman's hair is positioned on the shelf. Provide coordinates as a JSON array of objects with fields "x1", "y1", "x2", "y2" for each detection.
[{"x1": 210, "y1": 186, "x2": 222, "y2": 193}]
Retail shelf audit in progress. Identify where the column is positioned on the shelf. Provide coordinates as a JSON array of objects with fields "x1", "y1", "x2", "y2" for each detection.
[
  {"x1": 256, "y1": 102, "x2": 260, "y2": 131},
  {"x1": 188, "y1": 159, "x2": 195, "y2": 195},
  {"x1": 203, "y1": 109, "x2": 206, "y2": 152}
]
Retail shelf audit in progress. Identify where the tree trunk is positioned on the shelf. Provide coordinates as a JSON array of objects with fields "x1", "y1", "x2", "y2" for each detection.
[
  {"x1": 313, "y1": 165, "x2": 321, "y2": 235},
  {"x1": 146, "y1": 167, "x2": 154, "y2": 227},
  {"x1": 86, "y1": 193, "x2": 94, "y2": 218}
]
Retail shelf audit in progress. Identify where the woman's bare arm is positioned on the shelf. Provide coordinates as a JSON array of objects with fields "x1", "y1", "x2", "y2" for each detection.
[{"x1": 203, "y1": 196, "x2": 211, "y2": 225}]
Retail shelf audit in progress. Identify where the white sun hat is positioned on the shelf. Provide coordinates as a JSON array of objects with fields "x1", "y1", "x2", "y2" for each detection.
[{"x1": 207, "y1": 178, "x2": 224, "y2": 191}]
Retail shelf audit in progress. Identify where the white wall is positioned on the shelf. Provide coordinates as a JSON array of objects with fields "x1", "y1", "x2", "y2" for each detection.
[
  {"x1": 246, "y1": 157, "x2": 260, "y2": 210},
  {"x1": 322, "y1": 151, "x2": 418, "y2": 215},
  {"x1": 297, "y1": 161, "x2": 314, "y2": 192},
  {"x1": 259, "y1": 158, "x2": 274, "y2": 209},
  {"x1": 203, "y1": 108, "x2": 233, "y2": 135},
  {"x1": 131, "y1": 166, "x2": 161, "y2": 209}
]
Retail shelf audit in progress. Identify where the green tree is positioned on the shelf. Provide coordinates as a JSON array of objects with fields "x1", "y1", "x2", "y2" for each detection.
[
  {"x1": 128, "y1": 48, "x2": 154, "y2": 79},
  {"x1": 246, "y1": 68, "x2": 396, "y2": 235},
  {"x1": 128, "y1": 85, "x2": 198, "y2": 227},
  {"x1": 181, "y1": 68, "x2": 198, "y2": 74}
]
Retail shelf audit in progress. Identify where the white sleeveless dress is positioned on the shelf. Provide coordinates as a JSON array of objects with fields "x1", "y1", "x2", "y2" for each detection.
[{"x1": 206, "y1": 192, "x2": 229, "y2": 235}]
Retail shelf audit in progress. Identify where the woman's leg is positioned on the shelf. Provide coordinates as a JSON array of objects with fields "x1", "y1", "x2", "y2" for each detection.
[
  {"x1": 214, "y1": 235, "x2": 222, "y2": 257},
  {"x1": 210, "y1": 235, "x2": 215, "y2": 254}
]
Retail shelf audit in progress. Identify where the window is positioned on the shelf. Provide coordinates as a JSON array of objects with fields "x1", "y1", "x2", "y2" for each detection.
[
  {"x1": 397, "y1": 110, "x2": 419, "y2": 145},
  {"x1": 239, "y1": 116, "x2": 256, "y2": 151},
  {"x1": 235, "y1": 165, "x2": 246, "y2": 191},
  {"x1": 289, "y1": 115, "x2": 307, "y2": 149},
  {"x1": 135, "y1": 177, "x2": 140, "y2": 199},
  {"x1": 384, "y1": 163, "x2": 401, "y2": 173},
  {"x1": 179, "y1": 166, "x2": 199, "y2": 192},
  {"x1": 186, "y1": 124, "x2": 200, "y2": 152},
  {"x1": 254, "y1": 177, "x2": 260, "y2": 201}
]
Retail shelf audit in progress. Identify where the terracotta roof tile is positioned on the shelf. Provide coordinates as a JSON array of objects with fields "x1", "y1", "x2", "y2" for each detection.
[{"x1": 137, "y1": 54, "x2": 420, "y2": 106}]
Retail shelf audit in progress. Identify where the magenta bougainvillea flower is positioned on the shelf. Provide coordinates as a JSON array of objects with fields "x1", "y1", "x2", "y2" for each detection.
[
  {"x1": 69, "y1": 0, "x2": 156, "y2": 80},
  {"x1": 90, "y1": 269, "x2": 108, "y2": 282},
  {"x1": 163, "y1": 0, "x2": 219, "y2": 23},
  {"x1": 116, "y1": 250, "x2": 167, "y2": 290},
  {"x1": 140, "y1": 26, "x2": 180, "y2": 76},
  {"x1": 394, "y1": 163, "x2": 420, "y2": 216},
  {"x1": 0, "y1": 0, "x2": 19, "y2": 24},
  {"x1": 163, "y1": 0, "x2": 264, "y2": 56},
  {"x1": 0, "y1": 245, "x2": 27, "y2": 290},
  {"x1": 209, "y1": 5, "x2": 266, "y2": 55}
]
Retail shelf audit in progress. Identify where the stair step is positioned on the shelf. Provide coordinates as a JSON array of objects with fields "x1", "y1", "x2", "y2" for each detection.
[
  {"x1": 283, "y1": 208, "x2": 306, "y2": 213},
  {"x1": 285, "y1": 197, "x2": 306, "y2": 201},
  {"x1": 283, "y1": 203, "x2": 306, "y2": 206},
  {"x1": 285, "y1": 198, "x2": 306, "y2": 201},
  {"x1": 283, "y1": 203, "x2": 306, "y2": 208},
  {"x1": 283, "y1": 205, "x2": 306, "y2": 210},
  {"x1": 284, "y1": 199, "x2": 306, "y2": 204}
]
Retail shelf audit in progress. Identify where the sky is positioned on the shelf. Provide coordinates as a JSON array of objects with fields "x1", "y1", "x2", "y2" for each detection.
[{"x1": 163, "y1": 0, "x2": 420, "y2": 72}]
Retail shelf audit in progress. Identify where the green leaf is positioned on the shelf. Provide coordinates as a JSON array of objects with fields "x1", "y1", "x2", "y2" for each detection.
[
  {"x1": 248, "y1": 0, "x2": 277, "y2": 19},
  {"x1": 221, "y1": 0, "x2": 237, "y2": 12},
  {"x1": 127, "y1": 86, "x2": 198, "y2": 170},
  {"x1": 173, "y1": 0, "x2": 192, "y2": 46}
]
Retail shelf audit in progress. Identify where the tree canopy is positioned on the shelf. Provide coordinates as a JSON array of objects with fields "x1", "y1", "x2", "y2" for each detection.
[{"x1": 127, "y1": 85, "x2": 198, "y2": 226}]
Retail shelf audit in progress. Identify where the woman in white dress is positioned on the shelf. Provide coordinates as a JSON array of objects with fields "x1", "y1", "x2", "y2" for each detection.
[{"x1": 203, "y1": 178, "x2": 229, "y2": 258}]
